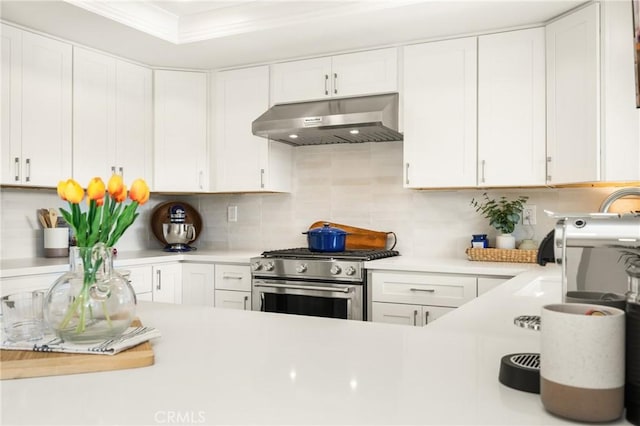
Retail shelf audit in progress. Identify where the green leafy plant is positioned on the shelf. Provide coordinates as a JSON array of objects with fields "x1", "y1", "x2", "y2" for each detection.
[{"x1": 470, "y1": 193, "x2": 529, "y2": 234}]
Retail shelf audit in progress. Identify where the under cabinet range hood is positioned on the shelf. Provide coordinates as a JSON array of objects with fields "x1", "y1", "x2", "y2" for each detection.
[{"x1": 252, "y1": 93, "x2": 403, "y2": 146}]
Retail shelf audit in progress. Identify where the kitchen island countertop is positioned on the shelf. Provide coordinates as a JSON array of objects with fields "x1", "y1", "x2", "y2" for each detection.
[{"x1": 1, "y1": 265, "x2": 630, "y2": 425}]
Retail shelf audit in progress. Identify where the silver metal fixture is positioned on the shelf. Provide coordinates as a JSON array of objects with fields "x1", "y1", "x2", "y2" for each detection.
[{"x1": 599, "y1": 187, "x2": 640, "y2": 213}]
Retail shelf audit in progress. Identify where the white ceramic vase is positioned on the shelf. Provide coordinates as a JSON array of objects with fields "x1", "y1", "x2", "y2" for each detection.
[{"x1": 495, "y1": 233, "x2": 516, "y2": 249}]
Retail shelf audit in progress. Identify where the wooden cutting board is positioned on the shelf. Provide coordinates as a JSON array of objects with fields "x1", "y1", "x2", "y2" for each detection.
[
  {"x1": 308, "y1": 221, "x2": 392, "y2": 250},
  {"x1": 0, "y1": 320, "x2": 155, "y2": 380}
]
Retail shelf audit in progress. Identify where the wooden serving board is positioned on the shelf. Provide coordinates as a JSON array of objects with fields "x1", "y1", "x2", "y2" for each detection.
[
  {"x1": 0, "y1": 321, "x2": 155, "y2": 380},
  {"x1": 309, "y1": 221, "x2": 391, "y2": 250}
]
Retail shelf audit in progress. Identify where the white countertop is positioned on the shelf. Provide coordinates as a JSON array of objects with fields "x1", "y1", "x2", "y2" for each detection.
[{"x1": 1, "y1": 265, "x2": 630, "y2": 425}]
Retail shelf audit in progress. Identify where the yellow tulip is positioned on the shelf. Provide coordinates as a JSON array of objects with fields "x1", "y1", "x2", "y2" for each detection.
[
  {"x1": 107, "y1": 174, "x2": 125, "y2": 199},
  {"x1": 62, "y1": 179, "x2": 84, "y2": 204},
  {"x1": 57, "y1": 181, "x2": 66, "y2": 200},
  {"x1": 129, "y1": 179, "x2": 150, "y2": 205},
  {"x1": 86, "y1": 177, "x2": 105, "y2": 201}
]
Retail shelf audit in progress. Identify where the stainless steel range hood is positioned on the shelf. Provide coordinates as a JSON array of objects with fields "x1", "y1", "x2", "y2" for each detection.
[{"x1": 252, "y1": 93, "x2": 403, "y2": 146}]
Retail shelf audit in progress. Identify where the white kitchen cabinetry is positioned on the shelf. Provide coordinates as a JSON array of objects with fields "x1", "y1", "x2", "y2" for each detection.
[
  {"x1": 477, "y1": 28, "x2": 546, "y2": 186},
  {"x1": 477, "y1": 276, "x2": 511, "y2": 297},
  {"x1": 152, "y1": 263, "x2": 182, "y2": 304},
  {"x1": 0, "y1": 273, "x2": 62, "y2": 296},
  {"x1": 403, "y1": 37, "x2": 477, "y2": 188},
  {"x1": 370, "y1": 271, "x2": 476, "y2": 326},
  {"x1": 403, "y1": 28, "x2": 545, "y2": 189},
  {"x1": 270, "y1": 48, "x2": 398, "y2": 104},
  {"x1": 182, "y1": 263, "x2": 215, "y2": 307},
  {"x1": 214, "y1": 264, "x2": 251, "y2": 311},
  {"x1": 1, "y1": 24, "x2": 72, "y2": 187},
  {"x1": 213, "y1": 66, "x2": 292, "y2": 192},
  {"x1": 546, "y1": 3, "x2": 600, "y2": 185},
  {"x1": 121, "y1": 265, "x2": 153, "y2": 302},
  {"x1": 154, "y1": 70, "x2": 208, "y2": 192},
  {"x1": 73, "y1": 47, "x2": 152, "y2": 185}
]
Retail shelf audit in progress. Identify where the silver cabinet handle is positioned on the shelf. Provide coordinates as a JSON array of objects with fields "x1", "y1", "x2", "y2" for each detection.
[
  {"x1": 156, "y1": 270, "x2": 161, "y2": 290},
  {"x1": 410, "y1": 288, "x2": 435, "y2": 293},
  {"x1": 223, "y1": 274, "x2": 243, "y2": 280},
  {"x1": 413, "y1": 309, "x2": 418, "y2": 326},
  {"x1": 324, "y1": 74, "x2": 329, "y2": 95},
  {"x1": 25, "y1": 158, "x2": 31, "y2": 182},
  {"x1": 425, "y1": 311, "x2": 430, "y2": 325},
  {"x1": 481, "y1": 159, "x2": 486, "y2": 183},
  {"x1": 333, "y1": 72, "x2": 338, "y2": 95},
  {"x1": 111, "y1": 166, "x2": 116, "y2": 174},
  {"x1": 118, "y1": 166, "x2": 123, "y2": 177},
  {"x1": 260, "y1": 168, "x2": 265, "y2": 189},
  {"x1": 243, "y1": 295, "x2": 248, "y2": 310},
  {"x1": 405, "y1": 163, "x2": 410, "y2": 185},
  {"x1": 13, "y1": 157, "x2": 20, "y2": 182},
  {"x1": 254, "y1": 283, "x2": 352, "y2": 294},
  {"x1": 199, "y1": 171, "x2": 204, "y2": 189},
  {"x1": 546, "y1": 156, "x2": 552, "y2": 182}
]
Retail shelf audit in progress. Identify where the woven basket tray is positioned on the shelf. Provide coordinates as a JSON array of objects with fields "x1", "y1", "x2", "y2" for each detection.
[{"x1": 465, "y1": 247, "x2": 538, "y2": 264}]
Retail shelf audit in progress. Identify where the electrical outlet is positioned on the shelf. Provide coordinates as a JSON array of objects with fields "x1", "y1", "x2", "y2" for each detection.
[
  {"x1": 227, "y1": 205, "x2": 238, "y2": 222},
  {"x1": 522, "y1": 205, "x2": 537, "y2": 225}
]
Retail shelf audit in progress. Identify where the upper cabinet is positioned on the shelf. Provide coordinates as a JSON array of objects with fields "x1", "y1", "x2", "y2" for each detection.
[
  {"x1": 403, "y1": 37, "x2": 477, "y2": 188},
  {"x1": 213, "y1": 66, "x2": 292, "y2": 192},
  {"x1": 73, "y1": 47, "x2": 152, "y2": 185},
  {"x1": 270, "y1": 47, "x2": 398, "y2": 104},
  {"x1": 154, "y1": 70, "x2": 208, "y2": 192},
  {"x1": 546, "y1": 3, "x2": 600, "y2": 185},
  {"x1": 403, "y1": 28, "x2": 545, "y2": 189},
  {"x1": 1, "y1": 25, "x2": 72, "y2": 187},
  {"x1": 477, "y1": 28, "x2": 546, "y2": 187},
  {"x1": 546, "y1": 2, "x2": 639, "y2": 185}
]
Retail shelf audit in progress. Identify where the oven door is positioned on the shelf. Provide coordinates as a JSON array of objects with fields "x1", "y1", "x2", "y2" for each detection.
[{"x1": 252, "y1": 279, "x2": 363, "y2": 320}]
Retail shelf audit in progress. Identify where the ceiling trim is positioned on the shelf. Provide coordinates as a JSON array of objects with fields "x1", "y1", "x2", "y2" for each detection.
[{"x1": 64, "y1": 0, "x2": 424, "y2": 45}]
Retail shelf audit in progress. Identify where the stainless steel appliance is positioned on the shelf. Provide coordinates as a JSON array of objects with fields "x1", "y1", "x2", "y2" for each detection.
[
  {"x1": 252, "y1": 93, "x2": 403, "y2": 146},
  {"x1": 250, "y1": 248, "x2": 399, "y2": 320},
  {"x1": 162, "y1": 205, "x2": 197, "y2": 252}
]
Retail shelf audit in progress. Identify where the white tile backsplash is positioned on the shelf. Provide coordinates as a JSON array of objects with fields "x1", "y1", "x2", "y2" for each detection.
[{"x1": 0, "y1": 142, "x2": 630, "y2": 260}]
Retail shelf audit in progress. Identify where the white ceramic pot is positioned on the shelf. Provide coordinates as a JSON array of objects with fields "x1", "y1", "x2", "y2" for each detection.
[{"x1": 495, "y1": 233, "x2": 516, "y2": 249}]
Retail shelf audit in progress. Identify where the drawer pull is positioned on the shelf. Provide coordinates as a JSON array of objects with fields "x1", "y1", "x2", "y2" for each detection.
[
  {"x1": 410, "y1": 288, "x2": 435, "y2": 293},
  {"x1": 413, "y1": 309, "x2": 418, "y2": 326}
]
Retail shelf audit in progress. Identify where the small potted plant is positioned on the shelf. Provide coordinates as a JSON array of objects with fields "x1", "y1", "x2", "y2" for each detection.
[{"x1": 470, "y1": 193, "x2": 528, "y2": 249}]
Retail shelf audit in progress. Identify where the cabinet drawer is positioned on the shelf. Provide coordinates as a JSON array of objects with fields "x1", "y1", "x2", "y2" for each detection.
[
  {"x1": 214, "y1": 290, "x2": 251, "y2": 311},
  {"x1": 372, "y1": 302, "x2": 454, "y2": 326},
  {"x1": 215, "y1": 264, "x2": 251, "y2": 291},
  {"x1": 371, "y1": 272, "x2": 476, "y2": 307}
]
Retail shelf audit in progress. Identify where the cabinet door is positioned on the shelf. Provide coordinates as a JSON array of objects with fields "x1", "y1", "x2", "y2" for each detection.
[
  {"x1": 331, "y1": 48, "x2": 398, "y2": 98},
  {"x1": 154, "y1": 70, "x2": 208, "y2": 192},
  {"x1": 73, "y1": 47, "x2": 117, "y2": 184},
  {"x1": 372, "y1": 302, "x2": 421, "y2": 326},
  {"x1": 121, "y1": 265, "x2": 153, "y2": 296},
  {"x1": 420, "y1": 305, "x2": 455, "y2": 325},
  {"x1": 1, "y1": 273, "x2": 62, "y2": 297},
  {"x1": 214, "y1": 66, "x2": 269, "y2": 192},
  {"x1": 214, "y1": 290, "x2": 251, "y2": 310},
  {"x1": 1, "y1": 24, "x2": 22, "y2": 185},
  {"x1": 214, "y1": 264, "x2": 251, "y2": 291},
  {"x1": 152, "y1": 263, "x2": 182, "y2": 304},
  {"x1": 477, "y1": 276, "x2": 510, "y2": 296},
  {"x1": 182, "y1": 263, "x2": 215, "y2": 306},
  {"x1": 115, "y1": 60, "x2": 152, "y2": 184},
  {"x1": 478, "y1": 28, "x2": 546, "y2": 186},
  {"x1": 403, "y1": 38, "x2": 477, "y2": 188},
  {"x1": 546, "y1": 3, "x2": 600, "y2": 184},
  {"x1": 270, "y1": 57, "x2": 332, "y2": 104}
]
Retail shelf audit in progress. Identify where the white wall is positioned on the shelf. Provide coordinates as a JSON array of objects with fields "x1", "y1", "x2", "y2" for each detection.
[{"x1": 1, "y1": 142, "x2": 632, "y2": 261}]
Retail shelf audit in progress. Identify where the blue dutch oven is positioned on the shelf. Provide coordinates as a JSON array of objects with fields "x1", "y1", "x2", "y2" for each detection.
[{"x1": 303, "y1": 223, "x2": 347, "y2": 252}]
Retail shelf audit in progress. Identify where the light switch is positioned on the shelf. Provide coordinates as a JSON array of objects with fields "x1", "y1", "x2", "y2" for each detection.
[{"x1": 227, "y1": 205, "x2": 238, "y2": 222}]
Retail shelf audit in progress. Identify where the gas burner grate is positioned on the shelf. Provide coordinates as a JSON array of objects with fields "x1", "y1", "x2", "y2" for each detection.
[{"x1": 261, "y1": 248, "x2": 399, "y2": 261}]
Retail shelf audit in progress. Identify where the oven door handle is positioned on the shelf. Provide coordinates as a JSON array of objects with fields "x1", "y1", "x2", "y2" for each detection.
[{"x1": 254, "y1": 283, "x2": 353, "y2": 294}]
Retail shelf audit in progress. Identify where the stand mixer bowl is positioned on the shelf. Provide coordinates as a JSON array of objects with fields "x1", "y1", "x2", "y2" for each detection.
[{"x1": 163, "y1": 223, "x2": 196, "y2": 246}]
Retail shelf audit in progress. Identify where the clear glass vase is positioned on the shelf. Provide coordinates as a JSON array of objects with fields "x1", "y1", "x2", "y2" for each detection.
[{"x1": 43, "y1": 243, "x2": 136, "y2": 343}]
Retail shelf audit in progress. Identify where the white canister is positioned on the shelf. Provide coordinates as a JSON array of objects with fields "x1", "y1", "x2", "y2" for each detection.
[
  {"x1": 43, "y1": 227, "x2": 69, "y2": 258},
  {"x1": 540, "y1": 303, "x2": 625, "y2": 422}
]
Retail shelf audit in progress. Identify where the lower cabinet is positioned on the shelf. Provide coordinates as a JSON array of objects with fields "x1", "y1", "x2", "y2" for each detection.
[
  {"x1": 372, "y1": 302, "x2": 453, "y2": 326},
  {"x1": 122, "y1": 265, "x2": 153, "y2": 302},
  {"x1": 182, "y1": 263, "x2": 215, "y2": 306},
  {"x1": 214, "y1": 264, "x2": 251, "y2": 310},
  {"x1": 152, "y1": 263, "x2": 182, "y2": 304},
  {"x1": 370, "y1": 271, "x2": 510, "y2": 326},
  {"x1": 0, "y1": 272, "x2": 64, "y2": 296}
]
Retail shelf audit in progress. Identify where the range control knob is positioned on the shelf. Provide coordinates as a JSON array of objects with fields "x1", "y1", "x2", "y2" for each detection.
[
  {"x1": 296, "y1": 263, "x2": 308, "y2": 273},
  {"x1": 264, "y1": 261, "x2": 275, "y2": 271},
  {"x1": 251, "y1": 262, "x2": 263, "y2": 271},
  {"x1": 330, "y1": 265, "x2": 342, "y2": 275},
  {"x1": 345, "y1": 266, "x2": 357, "y2": 276}
]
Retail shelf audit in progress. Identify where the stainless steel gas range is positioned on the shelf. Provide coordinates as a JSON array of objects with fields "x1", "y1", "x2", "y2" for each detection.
[{"x1": 250, "y1": 248, "x2": 399, "y2": 321}]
